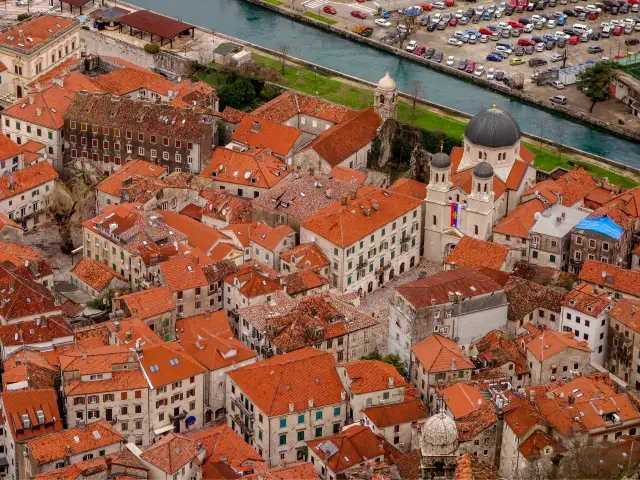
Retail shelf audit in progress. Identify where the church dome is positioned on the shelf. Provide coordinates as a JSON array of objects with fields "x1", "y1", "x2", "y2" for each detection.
[
  {"x1": 465, "y1": 106, "x2": 521, "y2": 148},
  {"x1": 473, "y1": 161, "x2": 494, "y2": 179},
  {"x1": 420, "y1": 412, "x2": 458, "y2": 457},
  {"x1": 431, "y1": 152, "x2": 451, "y2": 169},
  {"x1": 377, "y1": 71, "x2": 396, "y2": 91}
]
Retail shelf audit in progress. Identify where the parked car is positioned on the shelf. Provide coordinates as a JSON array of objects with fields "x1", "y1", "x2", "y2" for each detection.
[
  {"x1": 424, "y1": 47, "x2": 436, "y2": 58},
  {"x1": 414, "y1": 45, "x2": 427, "y2": 55},
  {"x1": 465, "y1": 60, "x2": 476, "y2": 72},
  {"x1": 406, "y1": 40, "x2": 418, "y2": 51},
  {"x1": 550, "y1": 94, "x2": 568, "y2": 104},
  {"x1": 509, "y1": 57, "x2": 525, "y2": 64},
  {"x1": 518, "y1": 38, "x2": 537, "y2": 45},
  {"x1": 323, "y1": 5, "x2": 337, "y2": 14},
  {"x1": 448, "y1": 37, "x2": 464, "y2": 46},
  {"x1": 458, "y1": 58, "x2": 468, "y2": 69},
  {"x1": 487, "y1": 53, "x2": 504, "y2": 61},
  {"x1": 434, "y1": 51, "x2": 444, "y2": 62},
  {"x1": 479, "y1": 34, "x2": 488, "y2": 42},
  {"x1": 515, "y1": 46, "x2": 525, "y2": 55},
  {"x1": 529, "y1": 57, "x2": 548, "y2": 65},
  {"x1": 626, "y1": 38, "x2": 640, "y2": 45},
  {"x1": 613, "y1": 25, "x2": 624, "y2": 34},
  {"x1": 475, "y1": 64, "x2": 486, "y2": 76},
  {"x1": 496, "y1": 70, "x2": 505, "y2": 80},
  {"x1": 588, "y1": 44, "x2": 604, "y2": 51},
  {"x1": 351, "y1": 10, "x2": 367, "y2": 18},
  {"x1": 569, "y1": 35, "x2": 580, "y2": 43},
  {"x1": 375, "y1": 19, "x2": 392, "y2": 27},
  {"x1": 552, "y1": 80, "x2": 565, "y2": 89},
  {"x1": 432, "y1": 1, "x2": 446, "y2": 7},
  {"x1": 487, "y1": 67, "x2": 496, "y2": 79}
]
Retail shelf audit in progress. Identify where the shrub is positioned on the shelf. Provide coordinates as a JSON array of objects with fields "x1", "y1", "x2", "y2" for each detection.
[
  {"x1": 618, "y1": 119, "x2": 625, "y2": 125},
  {"x1": 218, "y1": 77, "x2": 256, "y2": 110},
  {"x1": 144, "y1": 43, "x2": 160, "y2": 54},
  {"x1": 17, "y1": 13, "x2": 31, "y2": 21}
]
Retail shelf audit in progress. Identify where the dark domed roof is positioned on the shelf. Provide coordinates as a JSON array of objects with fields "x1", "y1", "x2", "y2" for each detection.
[
  {"x1": 465, "y1": 107, "x2": 521, "y2": 148},
  {"x1": 473, "y1": 161, "x2": 494, "y2": 179},
  {"x1": 431, "y1": 152, "x2": 451, "y2": 169}
]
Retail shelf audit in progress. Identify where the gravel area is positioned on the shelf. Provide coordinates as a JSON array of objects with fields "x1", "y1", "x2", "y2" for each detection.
[{"x1": 359, "y1": 259, "x2": 443, "y2": 354}]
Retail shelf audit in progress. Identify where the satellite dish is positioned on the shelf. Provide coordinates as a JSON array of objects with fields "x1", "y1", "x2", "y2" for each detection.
[
  {"x1": 601, "y1": 271, "x2": 607, "y2": 278},
  {"x1": 534, "y1": 212, "x2": 542, "y2": 220}
]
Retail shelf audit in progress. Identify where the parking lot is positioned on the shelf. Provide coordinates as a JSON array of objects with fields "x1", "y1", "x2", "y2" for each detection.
[{"x1": 311, "y1": 0, "x2": 640, "y2": 110}]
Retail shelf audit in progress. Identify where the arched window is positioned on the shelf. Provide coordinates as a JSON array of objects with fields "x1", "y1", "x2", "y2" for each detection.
[
  {"x1": 433, "y1": 215, "x2": 437, "y2": 226},
  {"x1": 477, "y1": 183, "x2": 481, "y2": 193},
  {"x1": 474, "y1": 225, "x2": 479, "y2": 235},
  {"x1": 379, "y1": 95, "x2": 385, "y2": 105},
  {"x1": 478, "y1": 151, "x2": 482, "y2": 160},
  {"x1": 435, "y1": 173, "x2": 439, "y2": 183},
  {"x1": 484, "y1": 184, "x2": 488, "y2": 193},
  {"x1": 483, "y1": 152, "x2": 487, "y2": 160}
]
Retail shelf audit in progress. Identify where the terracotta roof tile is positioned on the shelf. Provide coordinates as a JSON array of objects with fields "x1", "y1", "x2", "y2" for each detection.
[
  {"x1": 252, "y1": 90, "x2": 352, "y2": 125},
  {"x1": 455, "y1": 453, "x2": 499, "y2": 480},
  {"x1": 609, "y1": 297, "x2": 640, "y2": 333},
  {"x1": 524, "y1": 330, "x2": 591, "y2": 361},
  {"x1": 0, "y1": 263, "x2": 59, "y2": 321},
  {"x1": 227, "y1": 348, "x2": 345, "y2": 416},
  {"x1": 502, "y1": 399, "x2": 547, "y2": 437},
  {"x1": 578, "y1": 260, "x2": 640, "y2": 298},
  {"x1": 505, "y1": 159, "x2": 533, "y2": 190},
  {"x1": 231, "y1": 115, "x2": 302, "y2": 156},
  {"x1": 441, "y1": 383, "x2": 486, "y2": 419},
  {"x1": 201, "y1": 260, "x2": 238, "y2": 284},
  {"x1": 0, "y1": 161, "x2": 58, "y2": 201},
  {"x1": 199, "y1": 189, "x2": 252, "y2": 224},
  {"x1": 363, "y1": 397, "x2": 428, "y2": 428},
  {"x1": 455, "y1": 403, "x2": 498, "y2": 441},
  {"x1": 201, "y1": 147, "x2": 292, "y2": 189},
  {"x1": 224, "y1": 261, "x2": 282, "y2": 299},
  {"x1": 504, "y1": 276, "x2": 565, "y2": 324},
  {"x1": 518, "y1": 430, "x2": 565, "y2": 460},
  {"x1": 586, "y1": 187, "x2": 617, "y2": 207},
  {"x1": 473, "y1": 329, "x2": 528, "y2": 375},
  {"x1": 330, "y1": 166, "x2": 367, "y2": 186},
  {"x1": 2, "y1": 388, "x2": 63, "y2": 441},
  {"x1": 412, "y1": 334, "x2": 475, "y2": 374},
  {"x1": 389, "y1": 177, "x2": 427, "y2": 200},
  {"x1": 95, "y1": 159, "x2": 166, "y2": 197},
  {"x1": 281, "y1": 269, "x2": 328, "y2": 295},
  {"x1": 524, "y1": 179, "x2": 564, "y2": 204},
  {"x1": 220, "y1": 107, "x2": 246, "y2": 124},
  {"x1": 0, "y1": 133, "x2": 25, "y2": 161},
  {"x1": 556, "y1": 168, "x2": 598, "y2": 206},
  {"x1": 138, "y1": 343, "x2": 205, "y2": 388},
  {"x1": 249, "y1": 222, "x2": 295, "y2": 251},
  {"x1": 0, "y1": 212, "x2": 21, "y2": 230},
  {"x1": 493, "y1": 199, "x2": 545, "y2": 238},
  {"x1": 140, "y1": 432, "x2": 201, "y2": 474},
  {"x1": 0, "y1": 15, "x2": 76, "y2": 51},
  {"x1": 26, "y1": 420, "x2": 124, "y2": 465},
  {"x1": 562, "y1": 283, "x2": 614, "y2": 316},
  {"x1": 0, "y1": 241, "x2": 53, "y2": 277},
  {"x1": 445, "y1": 236, "x2": 511, "y2": 270},
  {"x1": 306, "y1": 425, "x2": 385, "y2": 473},
  {"x1": 342, "y1": 360, "x2": 405, "y2": 394},
  {"x1": 243, "y1": 462, "x2": 317, "y2": 480},
  {"x1": 33, "y1": 457, "x2": 109, "y2": 480},
  {"x1": 116, "y1": 286, "x2": 176, "y2": 319},
  {"x1": 70, "y1": 257, "x2": 127, "y2": 292},
  {"x1": 301, "y1": 186, "x2": 421, "y2": 248},
  {"x1": 107, "y1": 318, "x2": 162, "y2": 348},
  {"x1": 0, "y1": 315, "x2": 71, "y2": 346},
  {"x1": 280, "y1": 243, "x2": 329, "y2": 272},
  {"x1": 397, "y1": 266, "x2": 509, "y2": 307},
  {"x1": 604, "y1": 186, "x2": 640, "y2": 217},
  {"x1": 159, "y1": 210, "x2": 229, "y2": 253}
]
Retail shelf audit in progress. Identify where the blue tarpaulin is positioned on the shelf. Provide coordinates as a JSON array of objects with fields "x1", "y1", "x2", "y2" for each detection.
[{"x1": 575, "y1": 216, "x2": 624, "y2": 240}]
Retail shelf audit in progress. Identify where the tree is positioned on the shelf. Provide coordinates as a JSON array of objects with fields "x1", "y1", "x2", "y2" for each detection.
[
  {"x1": 218, "y1": 77, "x2": 256, "y2": 110},
  {"x1": 278, "y1": 44, "x2": 290, "y2": 75},
  {"x1": 48, "y1": 178, "x2": 94, "y2": 254},
  {"x1": 408, "y1": 80, "x2": 424, "y2": 125},
  {"x1": 576, "y1": 60, "x2": 619, "y2": 113},
  {"x1": 361, "y1": 351, "x2": 407, "y2": 378},
  {"x1": 143, "y1": 43, "x2": 160, "y2": 54}
]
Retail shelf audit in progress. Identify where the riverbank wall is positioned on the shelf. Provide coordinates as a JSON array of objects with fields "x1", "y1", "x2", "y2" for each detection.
[
  {"x1": 111, "y1": 0, "x2": 640, "y2": 175},
  {"x1": 244, "y1": 0, "x2": 640, "y2": 144}
]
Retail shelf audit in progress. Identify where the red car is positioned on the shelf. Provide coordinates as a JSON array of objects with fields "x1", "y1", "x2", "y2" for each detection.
[
  {"x1": 351, "y1": 10, "x2": 366, "y2": 18},
  {"x1": 479, "y1": 27, "x2": 494, "y2": 35},
  {"x1": 613, "y1": 25, "x2": 623, "y2": 35},
  {"x1": 628, "y1": 0, "x2": 640, "y2": 5},
  {"x1": 508, "y1": 20, "x2": 524, "y2": 28},
  {"x1": 323, "y1": 4, "x2": 336, "y2": 14},
  {"x1": 449, "y1": 17, "x2": 458, "y2": 25},
  {"x1": 465, "y1": 61, "x2": 475, "y2": 73},
  {"x1": 587, "y1": 11, "x2": 597, "y2": 19},
  {"x1": 421, "y1": 3, "x2": 432, "y2": 10},
  {"x1": 509, "y1": 0, "x2": 517, "y2": 6},
  {"x1": 569, "y1": 35, "x2": 579, "y2": 44},
  {"x1": 518, "y1": 1, "x2": 527, "y2": 6},
  {"x1": 614, "y1": 53, "x2": 626, "y2": 58},
  {"x1": 518, "y1": 38, "x2": 535, "y2": 46},
  {"x1": 414, "y1": 45, "x2": 426, "y2": 55},
  {"x1": 445, "y1": 0, "x2": 454, "y2": 6}
]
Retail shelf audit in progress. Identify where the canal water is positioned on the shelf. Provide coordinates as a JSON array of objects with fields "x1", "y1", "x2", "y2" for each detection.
[{"x1": 128, "y1": 0, "x2": 640, "y2": 166}]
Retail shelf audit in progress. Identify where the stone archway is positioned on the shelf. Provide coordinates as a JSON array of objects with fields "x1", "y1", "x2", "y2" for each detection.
[
  {"x1": 444, "y1": 243, "x2": 456, "y2": 258},
  {"x1": 367, "y1": 281, "x2": 374, "y2": 293},
  {"x1": 389, "y1": 268, "x2": 395, "y2": 280},
  {"x1": 400, "y1": 262, "x2": 405, "y2": 274},
  {"x1": 410, "y1": 256, "x2": 415, "y2": 268}
]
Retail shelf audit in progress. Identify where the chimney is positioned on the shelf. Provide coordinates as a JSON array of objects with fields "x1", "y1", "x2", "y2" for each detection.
[
  {"x1": 372, "y1": 201, "x2": 379, "y2": 211},
  {"x1": 114, "y1": 321, "x2": 120, "y2": 333},
  {"x1": 36, "y1": 108, "x2": 41, "y2": 118},
  {"x1": 220, "y1": 456, "x2": 227, "y2": 464},
  {"x1": 52, "y1": 76, "x2": 64, "y2": 88},
  {"x1": 350, "y1": 192, "x2": 357, "y2": 200},
  {"x1": 29, "y1": 96, "x2": 34, "y2": 105},
  {"x1": 308, "y1": 399, "x2": 314, "y2": 408},
  {"x1": 568, "y1": 394, "x2": 574, "y2": 404},
  {"x1": 252, "y1": 120, "x2": 261, "y2": 133},
  {"x1": 341, "y1": 197, "x2": 347, "y2": 206},
  {"x1": 529, "y1": 390, "x2": 534, "y2": 403},
  {"x1": 451, "y1": 358, "x2": 456, "y2": 371},
  {"x1": 125, "y1": 331, "x2": 132, "y2": 342},
  {"x1": 82, "y1": 352, "x2": 87, "y2": 360},
  {"x1": 18, "y1": 29, "x2": 23, "y2": 39},
  {"x1": 204, "y1": 309, "x2": 210, "y2": 320},
  {"x1": 388, "y1": 376, "x2": 394, "y2": 388},
  {"x1": 9, "y1": 282, "x2": 14, "y2": 293},
  {"x1": 40, "y1": 316, "x2": 46, "y2": 328},
  {"x1": 289, "y1": 402, "x2": 295, "y2": 412},
  {"x1": 341, "y1": 391, "x2": 346, "y2": 401}
]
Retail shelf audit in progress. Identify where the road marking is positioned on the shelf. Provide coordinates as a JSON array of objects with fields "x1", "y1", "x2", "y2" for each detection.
[
  {"x1": 349, "y1": 2, "x2": 377, "y2": 12},
  {"x1": 302, "y1": 0, "x2": 328, "y2": 8}
]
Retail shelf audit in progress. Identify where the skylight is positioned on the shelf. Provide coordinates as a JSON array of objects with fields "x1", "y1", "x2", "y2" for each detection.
[
  {"x1": 93, "y1": 430, "x2": 101, "y2": 439},
  {"x1": 149, "y1": 364, "x2": 160, "y2": 373},
  {"x1": 169, "y1": 357, "x2": 180, "y2": 366}
]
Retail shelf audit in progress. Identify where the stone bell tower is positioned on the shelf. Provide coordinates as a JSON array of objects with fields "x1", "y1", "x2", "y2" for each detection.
[{"x1": 374, "y1": 71, "x2": 397, "y2": 122}]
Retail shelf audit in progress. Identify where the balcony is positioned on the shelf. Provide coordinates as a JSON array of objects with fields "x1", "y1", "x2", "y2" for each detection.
[
  {"x1": 232, "y1": 397, "x2": 255, "y2": 419},
  {"x1": 169, "y1": 411, "x2": 187, "y2": 422},
  {"x1": 233, "y1": 413, "x2": 254, "y2": 434}
]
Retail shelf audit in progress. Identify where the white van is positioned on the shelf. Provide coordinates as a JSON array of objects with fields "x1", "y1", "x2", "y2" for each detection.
[
  {"x1": 572, "y1": 23, "x2": 593, "y2": 35},
  {"x1": 601, "y1": 24, "x2": 612, "y2": 37}
]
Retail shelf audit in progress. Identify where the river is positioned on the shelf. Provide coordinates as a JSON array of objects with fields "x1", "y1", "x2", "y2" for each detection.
[{"x1": 127, "y1": 0, "x2": 640, "y2": 166}]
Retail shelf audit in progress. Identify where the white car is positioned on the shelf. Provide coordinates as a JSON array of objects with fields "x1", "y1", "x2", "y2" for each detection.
[
  {"x1": 487, "y1": 67, "x2": 496, "y2": 79},
  {"x1": 531, "y1": 14, "x2": 543, "y2": 22},
  {"x1": 498, "y1": 22, "x2": 512, "y2": 30},
  {"x1": 432, "y1": 1, "x2": 446, "y2": 8},
  {"x1": 433, "y1": 12, "x2": 442, "y2": 22},
  {"x1": 555, "y1": 31, "x2": 570, "y2": 39},
  {"x1": 455, "y1": 9, "x2": 464, "y2": 18},
  {"x1": 550, "y1": 52, "x2": 564, "y2": 61},
  {"x1": 535, "y1": 42, "x2": 545, "y2": 51},
  {"x1": 447, "y1": 38, "x2": 463, "y2": 46},
  {"x1": 375, "y1": 19, "x2": 392, "y2": 27},
  {"x1": 524, "y1": 23, "x2": 534, "y2": 32},
  {"x1": 547, "y1": 20, "x2": 556, "y2": 28},
  {"x1": 446, "y1": 55, "x2": 455, "y2": 65},
  {"x1": 474, "y1": 65, "x2": 485, "y2": 76},
  {"x1": 610, "y1": 19, "x2": 624, "y2": 27},
  {"x1": 479, "y1": 34, "x2": 488, "y2": 42},
  {"x1": 600, "y1": 22, "x2": 610, "y2": 29},
  {"x1": 624, "y1": 18, "x2": 636, "y2": 27},
  {"x1": 586, "y1": 4, "x2": 602, "y2": 12},
  {"x1": 406, "y1": 40, "x2": 418, "y2": 52},
  {"x1": 551, "y1": 80, "x2": 565, "y2": 89},
  {"x1": 636, "y1": 23, "x2": 640, "y2": 31}
]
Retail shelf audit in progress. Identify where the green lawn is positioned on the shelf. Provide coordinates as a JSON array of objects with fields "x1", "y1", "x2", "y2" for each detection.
[
  {"x1": 304, "y1": 12, "x2": 337, "y2": 24},
  {"x1": 263, "y1": 0, "x2": 283, "y2": 5},
  {"x1": 233, "y1": 53, "x2": 639, "y2": 187},
  {"x1": 622, "y1": 63, "x2": 640, "y2": 80}
]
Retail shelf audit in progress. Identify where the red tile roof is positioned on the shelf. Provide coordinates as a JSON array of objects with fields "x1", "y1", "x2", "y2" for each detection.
[
  {"x1": 342, "y1": 360, "x2": 405, "y2": 394},
  {"x1": 0, "y1": 263, "x2": 59, "y2": 321},
  {"x1": 605, "y1": 186, "x2": 640, "y2": 218},
  {"x1": 0, "y1": 315, "x2": 71, "y2": 346},
  {"x1": 456, "y1": 403, "x2": 498, "y2": 441},
  {"x1": 363, "y1": 397, "x2": 428, "y2": 428},
  {"x1": 26, "y1": 420, "x2": 123, "y2": 465},
  {"x1": 441, "y1": 383, "x2": 485, "y2": 419},
  {"x1": 249, "y1": 222, "x2": 295, "y2": 251},
  {"x1": 555, "y1": 168, "x2": 598, "y2": 206},
  {"x1": 243, "y1": 462, "x2": 317, "y2": 480},
  {"x1": 231, "y1": 115, "x2": 302, "y2": 156},
  {"x1": 0, "y1": 212, "x2": 21, "y2": 230},
  {"x1": 493, "y1": 199, "x2": 545, "y2": 239},
  {"x1": 0, "y1": 15, "x2": 76, "y2": 51},
  {"x1": 96, "y1": 159, "x2": 166, "y2": 197},
  {"x1": 2, "y1": 388, "x2": 63, "y2": 441},
  {"x1": 280, "y1": 243, "x2": 329, "y2": 272},
  {"x1": 199, "y1": 189, "x2": 252, "y2": 225},
  {"x1": 116, "y1": 286, "x2": 176, "y2": 319},
  {"x1": 389, "y1": 178, "x2": 427, "y2": 201},
  {"x1": 525, "y1": 330, "x2": 591, "y2": 361},
  {"x1": 473, "y1": 329, "x2": 528, "y2": 375},
  {"x1": 585, "y1": 187, "x2": 617, "y2": 207},
  {"x1": 138, "y1": 343, "x2": 205, "y2": 389},
  {"x1": 0, "y1": 241, "x2": 53, "y2": 277},
  {"x1": 304, "y1": 108, "x2": 381, "y2": 167},
  {"x1": 281, "y1": 269, "x2": 328, "y2": 295},
  {"x1": 140, "y1": 432, "x2": 201, "y2": 474},
  {"x1": 578, "y1": 260, "x2": 640, "y2": 298},
  {"x1": 0, "y1": 161, "x2": 58, "y2": 201},
  {"x1": 224, "y1": 261, "x2": 282, "y2": 299},
  {"x1": 397, "y1": 266, "x2": 509, "y2": 308},
  {"x1": 33, "y1": 457, "x2": 109, "y2": 480},
  {"x1": 159, "y1": 210, "x2": 229, "y2": 254},
  {"x1": 252, "y1": 90, "x2": 352, "y2": 125},
  {"x1": 562, "y1": 283, "x2": 614, "y2": 316},
  {"x1": 201, "y1": 147, "x2": 292, "y2": 189},
  {"x1": 227, "y1": 348, "x2": 345, "y2": 416},
  {"x1": 445, "y1": 236, "x2": 511, "y2": 270},
  {"x1": 518, "y1": 430, "x2": 565, "y2": 460},
  {"x1": 70, "y1": 257, "x2": 127, "y2": 292},
  {"x1": 220, "y1": 107, "x2": 247, "y2": 124},
  {"x1": 0, "y1": 133, "x2": 25, "y2": 162},
  {"x1": 502, "y1": 399, "x2": 547, "y2": 437},
  {"x1": 306, "y1": 425, "x2": 385, "y2": 473},
  {"x1": 301, "y1": 186, "x2": 422, "y2": 248},
  {"x1": 412, "y1": 334, "x2": 475, "y2": 374},
  {"x1": 609, "y1": 297, "x2": 640, "y2": 333},
  {"x1": 330, "y1": 166, "x2": 367, "y2": 186},
  {"x1": 504, "y1": 276, "x2": 565, "y2": 325},
  {"x1": 455, "y1": 453, "x2": 499, "y2": 480}
]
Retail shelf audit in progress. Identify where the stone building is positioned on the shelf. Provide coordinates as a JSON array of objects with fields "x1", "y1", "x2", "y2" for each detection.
[
  {"x1": 158, "y1": 257, "x2": 208, "y2": 319},
  {"x1": 419, "y1": 413, "x2": 459, "y2": 479},
  {"x1": 113, "y1": 287, "x2": 177, "y2": 341},
  {"x1": 606, "y1": 298, "x2": 640, "y2": 388},
  {"x1": 578, "y1": 260, "x2": 640, "y2": 301},
  {"x1": 389, "y1": 266, "x2": 510, "y2": 369},
  {"x1": 362, "y1": 398, "x2": 428, "y2": 452},
  {"x1": 374, "y1": 72, "x2": 398, "y2": 122}
]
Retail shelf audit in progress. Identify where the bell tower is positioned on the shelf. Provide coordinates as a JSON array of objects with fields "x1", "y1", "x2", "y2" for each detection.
[{"x1": 374, "y1": 71, "x2": 397, "y2": 122}]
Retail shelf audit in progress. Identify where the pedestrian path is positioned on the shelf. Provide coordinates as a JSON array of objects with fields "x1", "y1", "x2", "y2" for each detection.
[{"x1": 301, "y1": 0, "x2": 328, "y2": 9}]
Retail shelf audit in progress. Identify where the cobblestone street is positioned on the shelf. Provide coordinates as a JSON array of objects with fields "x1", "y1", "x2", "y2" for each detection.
[{"x1": 360, "y1": 260, "x2": 443, "y2": 355}]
